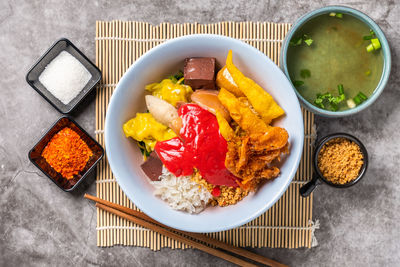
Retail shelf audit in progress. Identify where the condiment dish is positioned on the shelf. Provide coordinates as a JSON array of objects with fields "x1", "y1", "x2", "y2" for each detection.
[
  {"x1": 29, "y1": 116, "x2": 104, "y2": 192},
  {"x1": 300, "y1": 133, "x2": 368, "y2": 197},
  {"x1": 26, "y1": 38, "x2": 102, "y2": 114}
]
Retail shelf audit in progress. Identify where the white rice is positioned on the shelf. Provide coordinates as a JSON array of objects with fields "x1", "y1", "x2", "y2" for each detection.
[{"x1": 150, "y1": 167, "x2": 212, "y2": 214}]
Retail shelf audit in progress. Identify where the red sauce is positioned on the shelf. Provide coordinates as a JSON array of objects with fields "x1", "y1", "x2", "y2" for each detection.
[
  {"x1": 155, "y1": 104, "x2": 239, "y2": 187},
  {"x1": 211, "y1": 186, "x2": 221, "y2": 197}
]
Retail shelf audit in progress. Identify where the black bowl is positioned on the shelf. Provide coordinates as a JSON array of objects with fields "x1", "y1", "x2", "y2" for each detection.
[
  {"x1": 300, "y1": 133, "x2": 368, "y2": 197},
  {"x1": 28, "y1": 116, "x2": 104, "y2": 192},
  {"x1": 26, "y1": 38, "x2": 101, "y2": 114}
]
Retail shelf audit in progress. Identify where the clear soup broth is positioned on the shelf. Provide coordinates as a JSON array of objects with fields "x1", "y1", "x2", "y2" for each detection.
[{"x1": 287, "y1": 13, "x2": 384, "y2": 111}]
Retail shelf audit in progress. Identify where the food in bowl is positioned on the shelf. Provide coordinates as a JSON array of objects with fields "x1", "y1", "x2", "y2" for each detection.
[
  {"x1": 287, "y1": 12, "x2": 384, "y2": 111},
  {"x1": 317, "y1": 137, "x2": 364, "y2": 185},
  {"x1": 122, "y1": 50, "x2": 289, "y2": 213}
]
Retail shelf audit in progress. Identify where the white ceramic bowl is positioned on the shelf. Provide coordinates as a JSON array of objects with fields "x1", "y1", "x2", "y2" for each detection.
[{"x1": 105, "y1": 34, "x2": 304, "y2": 233}]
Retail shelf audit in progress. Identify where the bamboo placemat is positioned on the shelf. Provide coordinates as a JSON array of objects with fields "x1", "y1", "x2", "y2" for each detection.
[{"x1": 95, "y1": 21, "x2": 317, "y2": 250}]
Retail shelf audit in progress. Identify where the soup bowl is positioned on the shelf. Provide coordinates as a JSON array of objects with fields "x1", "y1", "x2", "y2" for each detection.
[
  {"x1": 105, "y1": 34, "x2": 304, "y2": 233},
  {"x1": 280, "y1": 6, "x2": 391, "y2": 117}
]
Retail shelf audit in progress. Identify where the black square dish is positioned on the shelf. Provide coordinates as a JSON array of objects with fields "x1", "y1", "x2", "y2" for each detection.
[
  {"x1": 28, "y1": 116, "x2": 104, "y2": 192},
  {"x1": 26, "y1": 38, "x2": 101, "y2": 114}
]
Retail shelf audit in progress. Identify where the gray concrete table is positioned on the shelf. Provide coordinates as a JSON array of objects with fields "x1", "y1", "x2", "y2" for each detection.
[{"x1": 1, "y1": 0, "x2": 399, "y2": 266}]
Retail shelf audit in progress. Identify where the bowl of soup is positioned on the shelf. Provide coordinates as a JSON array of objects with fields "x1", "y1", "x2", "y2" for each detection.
[{"x1": 280, "y1": 6, "x2": 391, "y2": 117}]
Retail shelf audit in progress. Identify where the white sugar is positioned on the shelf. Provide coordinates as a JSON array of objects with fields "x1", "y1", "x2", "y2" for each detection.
[{"x1": 39, "y1": 51, "x2": 92, "y2": 105}]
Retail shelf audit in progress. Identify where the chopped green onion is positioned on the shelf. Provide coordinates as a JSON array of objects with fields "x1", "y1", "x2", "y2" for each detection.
[
  {"x1": 347, "y1": 99, "x2": 356, "y2": 109},
  {"x1": 365, "y1": 70, "x2": 371, "y2": 76},
  {"x1": 304, "y1": 37, "x2": 313, "y2": 46},
  {"x1": 357, "y1": 92, "x2": 368, "y2": 101},
  {"x1": 328, "y1": 12, "x2": 343, "y2": 18},
  {"x1": 175, "y1": 70, "x2": 184, "y2": 80},
  {"x1": 290, "y1": 35, "x2": 313, "y2": 47},
  {"x1": 293, "y1": 80, "x2": 304, "y2": 87},
  {"x1": 168, "y1": 75, "x2": 178, "y2": 83},
  {"x1": 330, "y1": 103, "x2": 339, "y2": 111},
  {"x1": 169, "y1": 71, "x2": 184, "y2": 83},
  {"x1": 314, "y1": 89, "x2": 346, "y2": 110},
  {"x1": 289, "y1": 37, "x2": 303, "y2": 46},
  {"x1": 371, "y1": 38, "x2": 381, "y2": 50},
  {"x1": 353, "y1": 96, "x2": 361, "y2": 105},
  {"x1": 352, "y1": 92, "x2": 368, "y2": 106},
  {"x1": 337, "y1": 94, "x2": 345, "y2": 102},
  {"x1": 338, "y1": 84, "x2": 344, "y2": 95},
  {"x1": 314, "y1": 98, "x2": 325, "y2": 109},
  {"x1": 300, "y1": 69, "x2": 311, "y2": 79},
  {"x1": 366, "y1": 43, "x2": 374, "y2": 52},
  {"x1": 363, "y1": 29, "x2": 376, "y2": 41},
  {"x1": 366, "y1": 37, "x2": 381, "y2": 52},
  {"x1": 321, "y1": 92, "x2": 332, "y2": 98},
  {"x1": 138, "y1": 141, "x2": 151, "y2": 158}
]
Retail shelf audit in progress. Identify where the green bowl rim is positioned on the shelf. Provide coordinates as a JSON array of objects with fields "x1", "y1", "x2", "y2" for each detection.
[{"x1": 280, "y1": 5, "x2": 392, "y2": 117}]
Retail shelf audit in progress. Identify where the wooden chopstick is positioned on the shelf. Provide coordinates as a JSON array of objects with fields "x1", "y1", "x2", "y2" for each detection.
[
  {"x1": 96, "y1": 203, "x2": 257, "y2": 267},
  {"x1": 85, "y1": 194, "x2": 287, "y2": 267}
]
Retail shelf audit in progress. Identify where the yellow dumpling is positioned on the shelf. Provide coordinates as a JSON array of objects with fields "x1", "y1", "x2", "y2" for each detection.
[
  {"x1": 123, "y1": 113, "x2": 176, "y2": 151},
  {"x1": 145, "y1": 79, "x2": 192, "y2": 107}
]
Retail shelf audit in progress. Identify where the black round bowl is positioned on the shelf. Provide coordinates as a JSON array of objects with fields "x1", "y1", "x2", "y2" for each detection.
[{"x1": 300, "y1": 133, "x2": 368, "y2": 197}]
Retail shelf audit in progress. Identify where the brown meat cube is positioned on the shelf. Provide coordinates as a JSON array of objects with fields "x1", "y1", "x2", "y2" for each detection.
[
  {"x1": 141, "y1": 152, "x2": 163, "y2": 181},
  {"x1": 184, "y1": 57, "x2": 216, "y2": 90}
]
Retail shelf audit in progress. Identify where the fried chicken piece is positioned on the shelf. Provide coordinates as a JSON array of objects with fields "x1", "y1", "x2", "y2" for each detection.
[
  {"x1": 259, "y1": 166, "x2": 280, "y2": 179},
  {"x1": 225, "y1": 126, "x2": 289, "y2": 191},
  {"x1": 249, "y1": 127, "x2": 289, "y2": 152},
  {"x1": 236, "y1": 136, "x2": 249, "y2": 172},
  {"x1": 252, "y1": 149, "x2": 281, "y2": 162}
]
